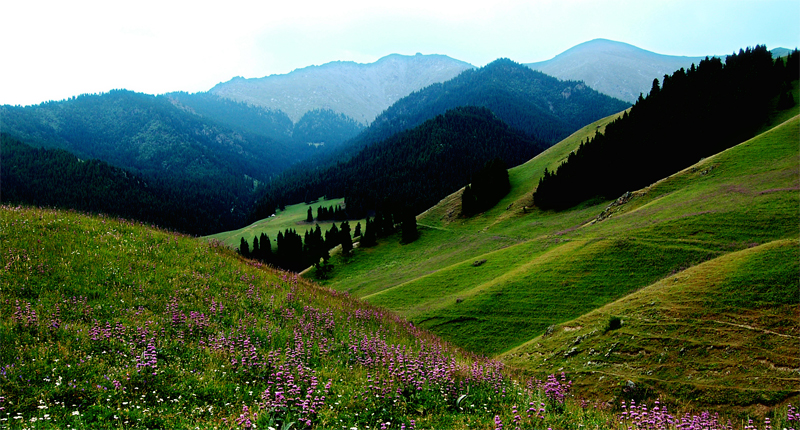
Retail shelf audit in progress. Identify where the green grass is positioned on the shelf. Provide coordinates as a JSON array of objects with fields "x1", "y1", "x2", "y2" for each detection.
[
  {"x1": 0, "y1": 205, "x2": 579, "y2": 429},
  {"x1": 501, "y1": 238, "x2": 799, "y2": 411},
  {"x1": 8, "y1": 205, "x2": 791, "y2": 429},
  {"x1": 312, "y1": 100, "x2": 799, "y2": 411}
]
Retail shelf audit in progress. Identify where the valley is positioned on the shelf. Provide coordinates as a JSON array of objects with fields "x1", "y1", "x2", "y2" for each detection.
[{"x1": 2, "y1": 38, "x2": 798, "y2": 429}]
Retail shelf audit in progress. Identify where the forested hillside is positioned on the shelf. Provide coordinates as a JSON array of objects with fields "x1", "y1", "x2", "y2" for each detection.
[
  {"x1": 250, "y1": 107, "x2": 545, "y2": 221},
  {"x1": 0, "y1": 90, "x2": 326, "y2": 234},
  {"x1": 166, "y1": 92, "x2": 365, "y2": 149},
  {"x1": 292, "y1": 109, "x2": 365, "y2": 148},
  {"x1": 250, "y1": 59, "x2": 630, "y2": 219},
  {"x1": 1, "y1": 134, "x2": 245, "y2": 234},
  {"x1": 0, "y1": 90, "x2": 305, "y2": 183},
  {"x1": 534, "y1": 46, "x2": 799, "y2": 209},
  {"x1": 165, "y1": 91, "x2": 295, "y2": 141}
]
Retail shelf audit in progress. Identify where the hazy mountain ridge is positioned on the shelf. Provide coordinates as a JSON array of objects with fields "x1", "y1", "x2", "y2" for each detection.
[
  {"x1": 0, "y1": 90, "x2": 307, "y2": 183},
  {"x1": 249, "y1": 59, "x2": 629, "y2": 218},
  {"x1": 343, "y1": 58, "x2": 631, "y2": 153},
  {"x1": 166, "y1": 92, "x2": 365, "y2": 149},
  {"x1": 526, "y1": 38, "x2": 709, "y2": 103},
  {"x1": 210, "y1": 53, "x2": 475, "y2": 124}
]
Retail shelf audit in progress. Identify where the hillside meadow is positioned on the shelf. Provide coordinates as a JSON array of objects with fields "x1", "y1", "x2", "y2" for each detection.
[
  {"x1": 0, "y1": 205, "x2": 624, "y2": 429},
  {"x1": 314, "y1": 109, "x2": 800, "y2": 412},
  {"x1": 3, "y1": 205, "x2": 797, "y2": 429}
]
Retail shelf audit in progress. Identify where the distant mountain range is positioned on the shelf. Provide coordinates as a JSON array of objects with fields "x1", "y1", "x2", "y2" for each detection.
[
  {"x1": 251, "y1": 59, "x2": 629, "y2": 218},
  {"x1": 526, "y1": 39, "x2": 708, "y2": 103},
  {"x1": 209, "y1": 53, "x2": 474, "y2": 125},
  {"x1": 525, "y1": 39, "x2": 793, "y2": 103}
]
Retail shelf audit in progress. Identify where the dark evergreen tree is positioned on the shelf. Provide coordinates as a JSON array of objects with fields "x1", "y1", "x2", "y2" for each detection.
[
  {"x1": 306, "y1": 207, "x2": 314, "y2": 222},
  {"x1": 461, "y1": 185, "x2": 477, "y2": 216},
  {"x1": 325, "y1": 224, "x2": 340, "y2": 249},
  {"x1": 361, "y1": 218, "x2": 377, "y2": 247},
  {"x1": 340, "y1": 221, "x2": 353, "y2": 256},
  {"x1": 461, "y1": 158, "x2": 511, "y2": 216},
  {"x1": 239, "y1": 237, "x2": 250, "y2": 257},
  {"x1": 400, "y1": 213, "x2": 418, "y2": 244},
  {"x1": 252, "y1": 236, "x2": 260, "y2": 257},
  {"x1": 260, "y1": 233, "x2": 271, "y2": 259},
  {"x1": 354, "y1": 222, "x2": 362, "y2": 237}
]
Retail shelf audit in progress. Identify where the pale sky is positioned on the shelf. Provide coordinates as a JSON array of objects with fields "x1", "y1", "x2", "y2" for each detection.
[{"x1": 2, "y1": 0, "x2": 798, "y2": 107}]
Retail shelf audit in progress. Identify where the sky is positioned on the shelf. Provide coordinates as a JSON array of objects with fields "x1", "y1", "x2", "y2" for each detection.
[{"x1": 2, "y1": 0, "x2": 798, "y2": 107}]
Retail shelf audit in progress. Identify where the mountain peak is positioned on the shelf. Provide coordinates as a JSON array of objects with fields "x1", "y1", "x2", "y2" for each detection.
[
  {"x1": 526, "y1": 40, "x2": 707, "y2": 102},
  {"x1": 210, "y1": 54, "x2": 474, "y2": 124}
]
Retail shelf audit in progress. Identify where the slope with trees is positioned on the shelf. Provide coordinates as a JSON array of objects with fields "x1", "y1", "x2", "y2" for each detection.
[
  {"x1": 251, "y1": 106, "x2": 545, "y2": 222},
  {"x1": 1, "y1": 134, "x2": 248, "y2": 235},
  {"x1": 251, "y1": 59, "x2": 630, "y2": 218},
  {"x1": 533, "y1": 46, "x2": 798, "y2": 210}
]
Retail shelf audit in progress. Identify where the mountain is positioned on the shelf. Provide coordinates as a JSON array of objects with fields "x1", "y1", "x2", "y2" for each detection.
[
  {"x1": 526, "y1": 39, "x2": 709, "y2": 103},
  {"x1": 0, "y1": 90, "x2": 326, "y2": 234},
  {"x1": 771, "y1": 47, "x2": 794, "y2": 58},
  {"x1": 348, "y1": 58, "x2": 631, "y2": 150},
  {"x1": 251, "y1": 59, "x2": 630, "y2": 215},
  {"x1": 209, "y1": 53, "x2": 475, "y2": 124},
  {"x1": 253, "y1": 106, "x2": 544, "y2": 220},
  {"x1": 0, "y1": 90, "x2": 310, "y2": 183},
  {"x1": 166, "y1": 92, "x2": 365, "y2": 149}
]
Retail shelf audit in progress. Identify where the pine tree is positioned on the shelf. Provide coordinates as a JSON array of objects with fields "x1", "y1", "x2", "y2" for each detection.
[
  {"x1": 252, "y1": 235, "x2": 260, "y2": 258},
  {"x1": 461, "y1": 184, "x2": 476, "y2": 216},
  {"x1": 239, "y1": 237, "x2": 250, "y2": 257},
  {"x1": 361, "y1": 218, "x2": 377, "y2": 247},
  {"x1": 325, "y1": 223, "x2": 340, "y2": 248},
  {"x1": 401, "y1": 212, "x2": 418, "y2": 244},
  {"x1": 306, "y1": 207, "x2": 314, "y2": 222},
  {"x1": 260, "y1": 233, "x2": 271, "y2": 259},
  {"x1": 340, "y1": 221, "x2": 353, "y2": 256},
  {"x1": 354, "y1": 222, "x2": 362, "y2": 237}
]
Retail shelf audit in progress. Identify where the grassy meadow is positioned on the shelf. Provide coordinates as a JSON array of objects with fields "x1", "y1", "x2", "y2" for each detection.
[
  {"x1": 0, "y1": 205, "x2": 580, "y2": 429},
  {"x1": 4, "y1": 207, "x2": 797, "y2": 429},
  {"x1": 313, "y1": 105, "x2": 800, "y2": 412}
]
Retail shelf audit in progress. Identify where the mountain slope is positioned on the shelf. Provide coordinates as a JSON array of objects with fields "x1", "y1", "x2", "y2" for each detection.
[
  {"x1": 210, "y1": 53, "x2": 474, "y2": 124},
  {"x1": 526, "y1": 39, "x2": 708, "y2": 103},
  {"x1": 501, "y1": 238, "x2": 799, "y2": 410},
  {"x1": 2, "y1": 204, "x2": 680, "y2": 430},
  {"x1": 311, "y1": 96, "x2": 799, "y2": 408},
  {"x1": 252, "y1": 59, "x2": 630, "y2": 213},
  {"x1": 251, "y1": 107, "x2": 544, "y2": 220},
  {"x1": 0, "y1": 90, "x2": 306, "y2": 183}
]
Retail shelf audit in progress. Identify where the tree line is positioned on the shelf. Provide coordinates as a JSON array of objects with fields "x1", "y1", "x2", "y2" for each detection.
[
  {"x1": 252, "y1": 106, "x2": 544, "y2": 225},
  {"x1": 237, "y1": 211, "x2": 417, "y2": 275},
  {"x1": 534, "y1": 46, "x2": 799, "y2": 210},
  {"x1": 1, "y1": 134, "x2": 248, "y2": 235}
]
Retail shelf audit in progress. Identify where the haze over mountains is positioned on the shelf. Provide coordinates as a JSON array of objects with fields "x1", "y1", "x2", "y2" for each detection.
[
  {"x1": 2, "y1": 39, "x2": 792, "y2": 237},
  {"x1": 526, "y1": 39, "x2": 793, "y2": 103},
  {"x1": 210, "y1": 53, "x2": 474, "y2": 124},
  {"x1": 526, "y1": 39, "x2": 709, "y2": 103}
]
